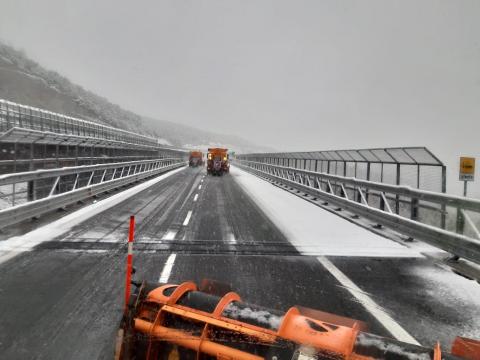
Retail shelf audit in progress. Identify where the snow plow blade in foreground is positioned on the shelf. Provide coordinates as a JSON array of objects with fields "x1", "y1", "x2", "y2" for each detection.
[{"x1": 115, "y1": 280, "x2": 480, "y2": 360}]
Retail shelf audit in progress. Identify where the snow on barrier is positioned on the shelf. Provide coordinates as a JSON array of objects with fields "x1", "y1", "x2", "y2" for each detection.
[
  {"x1": 0, "y1": 158, "x2": 186, "y2": 228},
  {"x1": 234, "y1": 159, "x2": 480, "y2": 265}
]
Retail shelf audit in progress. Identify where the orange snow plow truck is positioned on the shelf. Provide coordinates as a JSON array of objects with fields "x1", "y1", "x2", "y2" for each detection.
[
  {"x1": 207, "y1": 148, "x2": 229, "y2": 175},
  {"x1": 115, "y1": 280, "x2": 480, "y2": 360},
  {"x1": 189, "y1": 151, "x2": 203, "y2": 167}
]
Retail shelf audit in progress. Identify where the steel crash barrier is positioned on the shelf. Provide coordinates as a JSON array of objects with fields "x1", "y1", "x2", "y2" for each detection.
[
  {"x1": 0, "y1": 99, "x2": 159, "y2": 147},
  {"x1": 0, "y1": 99, "x2": 189, "y2": 176},
  {"x1": 234, "y1": 159, "x2": 480, "y2": 265},
  {"x1": 0, "y1": 158, "x2": 186, "y2": 228}
]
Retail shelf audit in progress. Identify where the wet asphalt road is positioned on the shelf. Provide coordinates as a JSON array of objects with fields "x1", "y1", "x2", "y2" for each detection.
[{"x1": 0, "y1": 166, "x2": 478, "y2": 359}]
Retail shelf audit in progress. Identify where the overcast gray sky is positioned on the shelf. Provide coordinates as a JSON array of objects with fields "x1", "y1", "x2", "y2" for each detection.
[{"x1": 1, "y1": 0, "x2": 479, "y2": 195}]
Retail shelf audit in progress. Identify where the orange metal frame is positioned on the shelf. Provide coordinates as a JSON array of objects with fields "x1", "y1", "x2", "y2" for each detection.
[
  {"x1": 133, "y1": 282, "x2": 367, "y2": 360},
  {"x1": 127, "y1": 282, "x2": 480, "y2": 360}
]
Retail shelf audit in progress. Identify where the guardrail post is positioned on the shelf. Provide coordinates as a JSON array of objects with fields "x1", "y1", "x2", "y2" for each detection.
[
  {"x1": 456, "y1": 208, "x2": 465, "y2": 235},
  {"x1": 411, "y1": 198, "x2": 419, "y2": 221},
  {"x1": 395, "y1": 163, "x2": 401, "y2": 214},
  {"x1": 12, "y1": 182, "x2": 16, "y2": 206},
  {"x1": 75, "y1": 145, "x2": 79, "y2": 166},
  {"x1": 6, "y1": 105, "x2": 11, "y2": 129},
  {"x1": 27, "y1": 180, "x2": 36, "y2": 201},
  {"x1": 355, "y1": 186, "x2": 361, "y2": 203},
  {"x1": 56, "y1": 144, "x2": 59, "y2": 168},
  {"x1": 365, "y1": 162, "x2": 371, "y2": 203},
  {"x1": 441, "y1": 165, "x2": 447, "y2": 229}
]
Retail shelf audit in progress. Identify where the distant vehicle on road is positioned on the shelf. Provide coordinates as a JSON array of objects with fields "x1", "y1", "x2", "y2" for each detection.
[
  {"x1": 189, "y1": 151, "x2": 203, "y2": 167},
  {"x1": 207, "y1": 148, "x2": 229, "y2": 175}
]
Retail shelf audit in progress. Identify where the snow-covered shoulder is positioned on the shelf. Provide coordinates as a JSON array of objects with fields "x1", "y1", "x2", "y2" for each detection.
[{"x1": 230, "y1": 165, "x2": 421, "y2": 258}]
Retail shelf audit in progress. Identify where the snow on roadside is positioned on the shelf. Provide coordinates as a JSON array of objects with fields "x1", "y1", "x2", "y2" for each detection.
[
  {"x1": 230, "y1": 166, "x2": 421, "y2": 258},
  {"x1": 407, "y1": 263, "x2": 480, "y2": 339},
  {"x1": 0, "y1": 166, "x2": 186, "y2": 264}
]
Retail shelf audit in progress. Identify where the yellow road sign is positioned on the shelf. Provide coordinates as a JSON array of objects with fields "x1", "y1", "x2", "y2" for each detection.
[{"x1": 459, "y1": 157, "x2": 475, "y2": 181}]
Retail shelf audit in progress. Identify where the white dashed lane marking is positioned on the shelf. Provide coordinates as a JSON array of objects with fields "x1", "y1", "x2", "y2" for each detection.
[
  {"x1": 227, "y1": 233, "x2": 236, "y2": 244},
  {"x1": 162, "y1": 230, "x2": 177, "y2": 240},
  {"x1": 183, "y1": 211, "x2": 193, "y2": 226},
  {"x1": 159, "y1": 254, "x2": 177, "y2": 283}
]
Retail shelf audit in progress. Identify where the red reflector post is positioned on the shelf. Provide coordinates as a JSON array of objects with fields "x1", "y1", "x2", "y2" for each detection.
[{"x1": 124, "y1": 215, "x2": 135, "y2": 312}]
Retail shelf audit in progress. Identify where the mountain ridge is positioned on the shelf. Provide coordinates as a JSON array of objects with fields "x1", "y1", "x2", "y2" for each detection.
[{"x1": 0, "y1": 41, "x2": 270, "y2": 153}]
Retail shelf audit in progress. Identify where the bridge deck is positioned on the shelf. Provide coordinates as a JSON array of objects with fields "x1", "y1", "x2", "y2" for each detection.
[{"x1": 0, "y1": 166, "x2": 478, "y2": 359}]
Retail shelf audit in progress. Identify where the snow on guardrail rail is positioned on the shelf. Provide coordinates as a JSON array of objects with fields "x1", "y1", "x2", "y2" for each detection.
[
  {"x1": 234, "y1": 159, "x2": 480, "y2": 265},
  {"x1": 0, "y1": 158, "x2": 186, "y2": 228}
]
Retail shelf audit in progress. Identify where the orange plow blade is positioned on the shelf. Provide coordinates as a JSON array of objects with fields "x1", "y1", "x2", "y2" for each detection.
[{"x1": 115, "y1": 281, "x2": 477, "y2": 360}]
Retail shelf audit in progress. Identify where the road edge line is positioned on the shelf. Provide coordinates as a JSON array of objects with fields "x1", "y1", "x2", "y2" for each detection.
[{"x1": 317, "y1": 255, "x2": 420, "y2": 345}]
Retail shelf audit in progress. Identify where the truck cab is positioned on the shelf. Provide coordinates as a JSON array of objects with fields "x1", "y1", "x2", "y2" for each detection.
[
  {"x1": 207, "y1": 148, "x2": 229, "y2": 175},
  {"x1": 189, "y1": 151, "x2": 203, "y2": 167}
]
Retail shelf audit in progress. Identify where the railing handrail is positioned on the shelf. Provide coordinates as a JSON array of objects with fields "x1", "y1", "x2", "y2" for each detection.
[
  {"x1": 0, "y1": 158, "x2": 180, "y2": 186},
  {"x1": 237, "y1": 147, "x2": 444, "y2": 166},
  {"x1": 0, "y1": 98, "x2": 157, "y2": 144},
  {"x1": 0, "y1": 159, "x2": 187, "y2": 228},
  {"x1": 0, "y1": 99, "x2": 189, "y2": 155},
  {"x1": 237, "y1": 159, "x2": 480, "y2": 212},
  {"x1": 234, "y1": 160, "x2": 480, "y2": 265}
]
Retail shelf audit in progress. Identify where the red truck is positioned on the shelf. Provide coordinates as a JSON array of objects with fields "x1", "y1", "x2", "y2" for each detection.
[
  {"x1": 206, "y1": 148, "x2": 229, "y2": 175},
  {"x1": 189, "y1": 151, "x2": 203, "y2": 167}
]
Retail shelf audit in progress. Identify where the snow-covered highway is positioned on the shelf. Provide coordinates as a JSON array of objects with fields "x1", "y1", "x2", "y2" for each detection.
[{"x1": 0, "y1": 165, "x2": 478, "y2": 359}]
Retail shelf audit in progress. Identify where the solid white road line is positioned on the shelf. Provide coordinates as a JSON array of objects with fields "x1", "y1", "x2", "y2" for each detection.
[
  {"x1": 317, "y1": 256, "x2": 420, "y2": 345},
  {"x1": 159, "y1": 253, "x2": 177, "y2": 283},
  {"x1": 162, "y1": 230, "x2": 177, "y2": 240},
  {"x1": 183, "y1": 211, "x2": 193, "y2": 226},
  {"x1": 193, "y1": 194, "x2": 199, "y2": 202}
]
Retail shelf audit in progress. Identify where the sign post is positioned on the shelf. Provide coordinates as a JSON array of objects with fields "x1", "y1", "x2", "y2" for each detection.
[
  {"x1": 456, "y1": 157, "x2": 475, "y2": 239},
  {"x1": 459, "y1": 157, "x2": 475, "y2": 196}
]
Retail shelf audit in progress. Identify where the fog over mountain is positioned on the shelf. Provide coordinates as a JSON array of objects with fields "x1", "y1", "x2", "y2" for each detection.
[{"x1": 0, "y1": 42, "x2": 269, "y2": 153}]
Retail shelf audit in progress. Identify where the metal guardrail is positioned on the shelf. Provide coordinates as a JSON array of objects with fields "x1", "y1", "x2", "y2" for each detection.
[
  {"x1": 0, "y1": 158, "x2": 186, "y2": 228},
  {"x1": 239, "y1": 147, "x2": 444, "y2": 165},
  {"x1": 234, "y1": 159, "x2": 480, "y2": 265},
  {"x1": 236, "y1": 147, "x2": 446, "y2": 194},
  {"x1": 0, "y1": 99, "x2": 189, "y2": 177},
  {"x1": 0, "y1": 99, "x2": 159, "y2": 148},
  {"x1": 0, "y1": 155, "x2": 159, "y2": 166}
]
